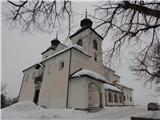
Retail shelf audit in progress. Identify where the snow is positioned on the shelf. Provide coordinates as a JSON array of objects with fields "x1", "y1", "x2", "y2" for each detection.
[
  {"x1": 2, "y1": 101, "x2": 42, "y2": 112},
  {"x1": 104, "y1": 84, "x2": 121, "y2": 92},
  {"x1": 72, "y1": 69, "x2": 106, "y2": 82},
  {"x1": 1, "y1": 101, "x2": 160, "y2": 120}
]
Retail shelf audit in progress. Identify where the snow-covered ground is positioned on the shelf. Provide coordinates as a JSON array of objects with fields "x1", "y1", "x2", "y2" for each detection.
[{"x1": 1, "y1": 101, "x2": 160, "y2": 120}]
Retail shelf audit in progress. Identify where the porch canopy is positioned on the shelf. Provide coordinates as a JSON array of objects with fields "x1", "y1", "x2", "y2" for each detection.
[
  {"x1": 104, "y1": 84, "x2": 121, "y2": 92},
  {"x1": 71, "y1": 69, "x2": 106, "y2": 82}
]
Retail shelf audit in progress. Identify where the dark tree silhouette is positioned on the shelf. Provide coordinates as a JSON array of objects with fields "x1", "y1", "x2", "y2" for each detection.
[
  {"x1": 4, "y1": 0, "x2": 160, "y2": 87},
  {"x1": 93, "y1": 0, "x2": 160, "y2": 86},
  {"x1": 1, "y1": 84, "x2": 8, "y2": 108},
  {"x1": 5, "y1": 0, "x2": 71, "y2": 36},
  {"x1": 131, "y1": 42, "x2": 160, "y2": 85}
]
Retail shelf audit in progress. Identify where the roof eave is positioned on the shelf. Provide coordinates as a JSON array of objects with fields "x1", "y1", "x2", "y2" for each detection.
[{"x1": 69, "y1": 26, "x2": 103, "y2": 40}]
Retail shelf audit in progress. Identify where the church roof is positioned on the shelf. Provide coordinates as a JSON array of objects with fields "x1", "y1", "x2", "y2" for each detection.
[
  {"x1": 71, "y1": 69, "x2": 106, "y2": 82},
  {"x1": 104, "y1": 84, "x2": 121, "y2": 92},
  {"x1": 116, "y1": 83, "x2": 134, "y2": 90},
  {"x1": 23, "y1": 45, "x2": 91, "y2": 72},
  {"x1": 69, "y1": 26, "x2": 103, "y2": 40}
]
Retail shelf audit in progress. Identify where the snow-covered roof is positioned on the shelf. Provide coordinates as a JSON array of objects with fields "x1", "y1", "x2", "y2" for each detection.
[
  {"x1": 72, "y1": 69, "x2": 106, "y2": 82},
  {"x1": 116, "y1": 83, "x2": 134, "y2": 90},
  {"x1": 104, "y1": 84, "x2": 121, "y2": 92}
]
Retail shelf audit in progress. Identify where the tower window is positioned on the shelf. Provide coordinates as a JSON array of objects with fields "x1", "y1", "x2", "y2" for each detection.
[
  {"x1": 94, "y1": 53, "x2": 97, "y2": 62},
  {"x1": 59, "y1": 61, "x2": 64, "y2": 70},
  {"x1": 93, "y1": 40, "x2": 98, "y2": 50},
  {"x1": 77, "y1": 39, "x2": 82, "y2": 46}
]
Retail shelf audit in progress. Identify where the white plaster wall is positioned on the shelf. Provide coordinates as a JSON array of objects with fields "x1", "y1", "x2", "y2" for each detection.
[
  {"x1": 70, "y1": 48, "x2": 102, "y2": 77},
  {"x1": 70, "y1": 28, "x2": 103, "y2": 75},
  {"x1": 102, "y1": 66, "x2": 114, "y2": 82},
  {"x1": 69, "y1": 76, "x2": 105, "y2": 109},
  {"x1": 123, "y1": 88, "x2": 134, "y2": 106},
  {"x1": 68, "y1": 77, "x2": 88, "y2": 109},
  {"x1": 87, "y1": 78, "x2": 105, "y2": 107},
  {"x1": 38, "y1": 50, "x2": 71, "y2": 108},
  {"x1": 19, "y1": 68, "x2": 36, "y2": 102},
  {"x1": 70, "y1": 49, "x2": 90, "y2": 74}
]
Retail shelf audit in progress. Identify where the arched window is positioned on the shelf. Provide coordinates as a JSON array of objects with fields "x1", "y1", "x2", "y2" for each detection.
[
  {"x1": 77, "y1": 39, "x2": 82, "y2": 46},
  {"x1": 114, "y1": 94, "x2": 118, "y2": 103},
  {"x1": 94, "y1": 53, "x2": 97, "y2": 62},
  {"x1": 59, "y1": 61, "x2": 64, "y2": 70},
  {"x1": 93, "y1": 40, "x2": 98, "y2": 50},
  {"x1": 108, "y1": 92, "x2": 113, "y2": 103}
]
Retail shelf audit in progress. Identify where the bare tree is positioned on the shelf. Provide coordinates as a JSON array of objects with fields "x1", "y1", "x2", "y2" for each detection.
[
  {"x1": 4, "y1": 1, "x2": 160, "y2": 87},
  {"x1": 1, "y1": 84, "x2": 8, "y2": 108},
  {"x1": 131, "y1": 42, "x2": 160, "y2": 85},
  {"x1": 5, "y1": 0, "x2": 72, "y2": 36},
  {"x1": 93, "y1": 0, "x2": 160, "y2": 86}
]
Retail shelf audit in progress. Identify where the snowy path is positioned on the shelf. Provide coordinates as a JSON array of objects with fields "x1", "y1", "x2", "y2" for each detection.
[
  {"x1": 93, "y1": 107, "x2": 150, "y2": 119},
  {"x1": 1, "y1": 101, "x2": 160, "y2": 120}
]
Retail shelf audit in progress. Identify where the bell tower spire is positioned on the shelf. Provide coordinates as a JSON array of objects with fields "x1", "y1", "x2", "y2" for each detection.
[
  {"x1": 80, "y1": 9, "x2": 93, "y2": 28},
  {"x1": 56, "y1": 31, "x2": 58, "y2": 39},
  {"x1": 85, "y1": 9, "x2": 87, "y2": 18}
]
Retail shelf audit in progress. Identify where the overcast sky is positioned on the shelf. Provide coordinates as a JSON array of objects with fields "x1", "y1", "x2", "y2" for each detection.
[{"x1": 1, "y1": 1, "x2": 160, "y2": 106}]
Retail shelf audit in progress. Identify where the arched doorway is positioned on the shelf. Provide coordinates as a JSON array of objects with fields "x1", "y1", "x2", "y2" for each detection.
[{"x1": 88, "y1": 83, "x2": 100, "y2": 107}]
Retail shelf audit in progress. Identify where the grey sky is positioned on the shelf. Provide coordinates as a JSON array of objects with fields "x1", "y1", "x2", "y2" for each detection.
[{"x1": 1, "y1": 1, "x2": 159, "y2": 106}]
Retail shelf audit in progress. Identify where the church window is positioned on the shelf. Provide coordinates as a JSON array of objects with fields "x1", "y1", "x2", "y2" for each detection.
[
  {"x1": 93, "y1": 40, "x2": 98, "y2": 50},
  {"x1": 114, "y1": 94, "x2": 118, "y2": 103},
  {"x1": 108, "y1": 92, "x2": 113, "y2": 103},
  {"x1": 77, "y1": 39, "x2": 82, "y2": 46},
  {"x1": 59, "y1": 61, "x2": 64, "y2": 70},
  {"x1": 94, "y1": 53, "x2": 97, "y2": 61}
]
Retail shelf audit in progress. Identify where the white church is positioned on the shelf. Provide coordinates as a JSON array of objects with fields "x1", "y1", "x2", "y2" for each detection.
[{"x1": 18, "y1": 16, "x2": 134, "y2": 110}]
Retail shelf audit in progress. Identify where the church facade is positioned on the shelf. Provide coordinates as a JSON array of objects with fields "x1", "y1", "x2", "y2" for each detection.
[{"x1": 18, "y1": 17, "x2": 134, "y2": 109}]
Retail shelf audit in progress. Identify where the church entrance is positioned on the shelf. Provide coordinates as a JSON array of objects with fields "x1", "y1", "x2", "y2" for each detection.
[{"x1": 88, "y1": 83, "x2": 100, "y2": 108}]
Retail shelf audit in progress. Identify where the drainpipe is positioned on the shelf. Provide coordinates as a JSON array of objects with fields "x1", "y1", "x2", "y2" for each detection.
[
  {"x1": 66, "y1": 49, "x2": 72, "y2": 108},
  {"x1": 122, "y1": 87, "x2": 125, "y2": 106}
]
